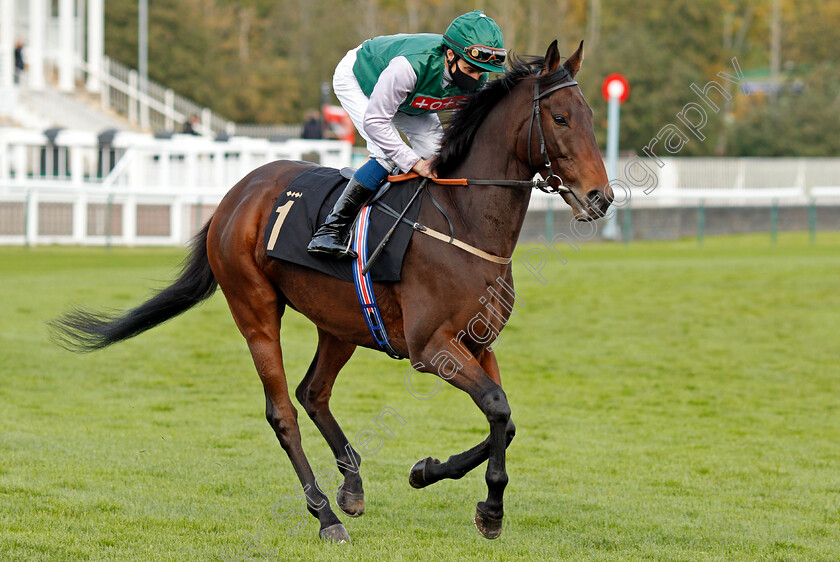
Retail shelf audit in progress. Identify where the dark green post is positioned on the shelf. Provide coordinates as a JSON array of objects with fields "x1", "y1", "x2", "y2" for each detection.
[
  {"x1": 697, "y1": 200, "x2": 705, "y2": 248},
  {"x1": 809, "y1": 198, "x2": 817, "y2": 245},
  {"x1": 770, "y1": 198, "x2": 779, "y2": 245}
]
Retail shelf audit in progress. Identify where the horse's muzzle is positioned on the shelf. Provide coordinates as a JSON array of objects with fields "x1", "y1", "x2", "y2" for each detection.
[{"x1": 585, "y1": 185, "x2": 613, "y2": 218}]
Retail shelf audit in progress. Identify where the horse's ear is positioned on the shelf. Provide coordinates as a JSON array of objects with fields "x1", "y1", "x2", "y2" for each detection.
[
  {"x1": 540, "y1": 40, "x2": 561, "y2": 76},
  {"x1": 563, "y1": 40, "x2": 584, "y2": 78}
]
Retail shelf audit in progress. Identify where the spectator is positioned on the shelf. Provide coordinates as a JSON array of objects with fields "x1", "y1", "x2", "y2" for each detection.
[
  {"x1": 301, "y1": 109, "x2": 323, "y2": 139},
  {"x1": 14, "y1": 40, "x2": 24, "y2": 84},
  {"x1": 182, "y1": 116, "x2": 200, "y2": 135}
]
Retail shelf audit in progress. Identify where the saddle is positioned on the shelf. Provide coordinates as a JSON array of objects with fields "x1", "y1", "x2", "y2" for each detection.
[{"x1": 264, "y1": 166, "x2": 422, "y2": 283}]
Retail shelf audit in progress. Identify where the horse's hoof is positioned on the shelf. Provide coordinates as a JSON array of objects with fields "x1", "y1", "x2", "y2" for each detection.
[
  {"x1": 337, "y1": 487, "x2": 365, "y2": 517},
  {"x1": 409, "y1": 457, "x2": 439, "y2": 489},
  {"x1": 474, "y1": 504, "x2": 503, "y2": 539},
  {"x1": 319, "y1": 523, "x2": 351, "y2": 543}
]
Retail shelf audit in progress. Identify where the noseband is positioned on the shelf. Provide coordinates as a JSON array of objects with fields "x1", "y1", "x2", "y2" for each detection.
[{"x1": 527, "y1": 75, "x2": 578, "y2": 194}]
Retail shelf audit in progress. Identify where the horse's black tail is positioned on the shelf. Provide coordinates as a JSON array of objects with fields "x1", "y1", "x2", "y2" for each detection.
[{"x1": 50, "y1": 220, "x2": 218, "y2": 353}]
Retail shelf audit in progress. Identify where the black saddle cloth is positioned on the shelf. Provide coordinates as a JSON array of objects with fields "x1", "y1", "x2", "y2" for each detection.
[{"x1": 264, "y1": 166, "x2": 421, "y2": 283}]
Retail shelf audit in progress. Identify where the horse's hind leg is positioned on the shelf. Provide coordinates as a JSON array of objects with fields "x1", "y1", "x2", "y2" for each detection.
[
  {"x1": 295, "y1": 329, "x2": 366, "y2": 517},
  {"x1": 214, "y1": 267, "x2": 348, "y2": 542},
  {"x1": 409, "y1": 349, "x2": 515, "y2": 489}
]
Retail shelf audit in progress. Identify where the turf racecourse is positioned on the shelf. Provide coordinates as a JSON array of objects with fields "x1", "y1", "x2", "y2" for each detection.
[{"x1": 1, "y1": 233, "x2": 839, "y2": 561}]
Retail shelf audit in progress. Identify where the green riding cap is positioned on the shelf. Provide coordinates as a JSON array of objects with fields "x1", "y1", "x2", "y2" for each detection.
[{"x1": 442, "y1": 10, "x2": 506, "y2": 73}]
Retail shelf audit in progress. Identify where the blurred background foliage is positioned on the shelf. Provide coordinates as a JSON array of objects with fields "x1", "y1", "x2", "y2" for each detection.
[{"x1": 104, "y1": 0, "x2": 840, "y2": 156}]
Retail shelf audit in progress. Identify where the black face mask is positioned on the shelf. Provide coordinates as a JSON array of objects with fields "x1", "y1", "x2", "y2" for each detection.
[{"x1": 448, "y1": 55, "x2": 480, "y2": 93}]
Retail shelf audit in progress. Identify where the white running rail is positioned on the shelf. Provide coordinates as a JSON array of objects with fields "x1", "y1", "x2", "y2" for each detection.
[{"x1": 0, "y1": 127, "x2": 352, "y2": 246}]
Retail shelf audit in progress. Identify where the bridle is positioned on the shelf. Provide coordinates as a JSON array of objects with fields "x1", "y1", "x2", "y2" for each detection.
[
  {"x1": 527, "y1": 74, "x2": 578, "y2": 194},
  {"x1": 389, "y1": 73, "x2": 584, "y2": 197},
  {"x1": 375, "y1": 73, "x2": 591, "y2": 271}
]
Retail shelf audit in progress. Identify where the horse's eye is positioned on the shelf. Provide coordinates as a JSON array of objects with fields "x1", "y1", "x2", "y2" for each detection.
[{"x1": 553, "y1": 115, "x2": 568, "y2": 127}]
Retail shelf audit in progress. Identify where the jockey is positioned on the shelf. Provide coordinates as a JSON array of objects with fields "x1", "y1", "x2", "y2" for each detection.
[{"x1": 307, "y1": 10, "x2": 506, "y2": 259}]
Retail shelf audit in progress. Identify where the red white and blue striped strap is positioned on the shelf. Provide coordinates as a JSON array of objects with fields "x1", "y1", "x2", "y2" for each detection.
[{"x1": 351, "y1": 206, "x2": 404, "y2": 360}]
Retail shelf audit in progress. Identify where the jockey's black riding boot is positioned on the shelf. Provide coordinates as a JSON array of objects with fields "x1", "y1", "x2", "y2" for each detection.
[{"x1": 306, "y1": 177, "x2": 373, "y2": 259}]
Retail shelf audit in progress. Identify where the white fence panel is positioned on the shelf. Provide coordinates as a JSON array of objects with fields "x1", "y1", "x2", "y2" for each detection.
[
  {"x1": 3, "y1": 127, "x2": 839, "y2": 246},
  {"x1": 0, "y1": 128, "x2": 353, "y2": 246}
]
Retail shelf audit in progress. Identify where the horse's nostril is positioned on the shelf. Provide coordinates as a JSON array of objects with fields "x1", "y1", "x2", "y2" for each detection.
[
  {"x1": 585, "y1": 189, "x2": 607, "y2": 208},
  {"x1": 584, "y1": 189, "x2": 612, "y2": 217}
]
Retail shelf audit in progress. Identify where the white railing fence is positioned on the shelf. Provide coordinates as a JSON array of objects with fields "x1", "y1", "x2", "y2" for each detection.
[
  {"x1": 0, "y1": 128, "x2": 352, "y2": 246},
  {"x1": 529, "y1": 156, "x2": 840, "y2": 210},
  {"x1": 2, "y1": 128, "x2": 839, "y2": 247},
  {"x1": 92, "y1": 57, "x2": 231, "y2": 136},
  {"x1": 32, "y1": 51, "x2": 303, "y2": 138}
]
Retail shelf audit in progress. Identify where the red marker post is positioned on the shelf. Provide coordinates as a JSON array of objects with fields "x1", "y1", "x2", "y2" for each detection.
[{"x1": 601, "y1": 73, "x2": 629, "y2": 240}]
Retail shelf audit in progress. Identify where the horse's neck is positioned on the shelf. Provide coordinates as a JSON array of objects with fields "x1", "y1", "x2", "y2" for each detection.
[{"x1": 443, "y1": 98, "x2": 533, "y2": 259}]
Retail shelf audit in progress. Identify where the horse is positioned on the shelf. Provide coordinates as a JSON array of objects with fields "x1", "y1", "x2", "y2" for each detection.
[{"x1": 51, "y1": 40, "x2": 612, "y2": 542}]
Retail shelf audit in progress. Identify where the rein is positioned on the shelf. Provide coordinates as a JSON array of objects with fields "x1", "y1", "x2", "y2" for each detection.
[
  {"x1": 387, "y1": 75, "x2": 580, "y2": 196},
  {"x1": 372, "y1": 74, "x2": 585, "y2": 268},
  {"x1": 387, "y1": 171, "x2": 570, "y2": 194}
]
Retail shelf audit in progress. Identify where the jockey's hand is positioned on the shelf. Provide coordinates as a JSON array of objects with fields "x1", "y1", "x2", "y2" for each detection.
[{"x1": 411, "y1": 158, "x2": 438, "y2": 179}]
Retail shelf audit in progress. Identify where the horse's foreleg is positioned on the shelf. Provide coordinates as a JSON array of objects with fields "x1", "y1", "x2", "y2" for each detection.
[
  {"x1": 409, "y1": 349, "x2": 515, "y2": 488},
  {"x1": 215, "y1": 270, "x2": 347, "y2": 542},
  {"x1": 412, "y1": 341, "x2": 512, "y2": 539},
  {"x1": 410, "y1": 419, "x2": 516, "y2": 488},
  {"x1": 295, "y1": 329, "x2": 365, "y2": 517}
]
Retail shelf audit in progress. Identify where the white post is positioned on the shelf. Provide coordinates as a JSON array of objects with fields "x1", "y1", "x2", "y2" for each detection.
[
  {"x1": 13, "y1": 144, "x2": 26, "y2": 185},
  {"x1": 186, "y1": 148, "x2": 198, "y2": 188},
  {"x1": 140, "y1": 90, "x2": 150, "y2": 130},
  {"x1": 137, "y1": 0, "x2": 149, "y2": 130},
  {"x1": 26, "y1": 188, "x2": 39, "y2": 246},
  {"x1": 75, "y1": 0, "x2": 85, "y2": 82},
  {"x1": 128, "y1": 69, "x2": 138, "y2": 123},
  {"x1": 601, "y1": 93, "x2": 621, "y2": 240},
  {"x1": 28, "y1": 0, "x2": 46, "y2": 91},
  {"x1": 214, "y1": 146, "x2": 226, "y2": 189},
  {"x1": 73, "y1": 191, "x2": 87, "y2": 243},
  {"x1": 0, "y1": 137, "x2": 7, "y2": 181},
  {"x1": 122, "y1": 194, "x2": 137, "y2": 246},
  {"x1": 201, "y1": 107, "x2": 212, "y2": 137},
  {"x1": 70, "y1": 145, "x2": 83, "y2": 185},
  {"x1": 164, "y1": 89, "x2": 174, "y2": 131},
  {"x1": 86, "y1": 0, "x2": 104, "y2": 93},
  {"x1": 171, "y1": 196, "x2": 183, "y2": 244},
  {"x1": 100, "y1": 56, "x2": 110, "y2": 109},
  {"x1": 158, "y1": 146, "x2": 170, "y2": 186},
  {"x1": 138, "y1": 0, "x2": 148, "y2": 98},
  {"x1": 0, "y1": 0, "x2": 13, "y2": 91},
  {"x1": 795, "y1": 158, "x2": 806, "y2": 196},
  {"x1": 130, "y1": 146, "x2": 143, "y2": 189},
  {"x1": 735, "y1": 159, "x2": 745, "y2": 190},
  {"x1": 59, "y1": 0, "x2": 76, "y2": 92}
]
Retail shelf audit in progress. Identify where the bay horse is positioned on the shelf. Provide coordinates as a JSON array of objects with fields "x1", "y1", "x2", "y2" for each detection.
[{"x1": 52, "y1": 40, "x2": 611, "y2": 542}]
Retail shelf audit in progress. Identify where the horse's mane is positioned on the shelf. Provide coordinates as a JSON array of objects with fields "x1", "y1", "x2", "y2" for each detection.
[{"x1": 434, "y1": 54, "x2": 572, "y2": 177}]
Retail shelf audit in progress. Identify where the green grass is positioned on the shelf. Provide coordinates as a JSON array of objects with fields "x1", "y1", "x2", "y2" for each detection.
[{"x1": 1, "y1": 233, "x2": 839, "y2": 561}]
